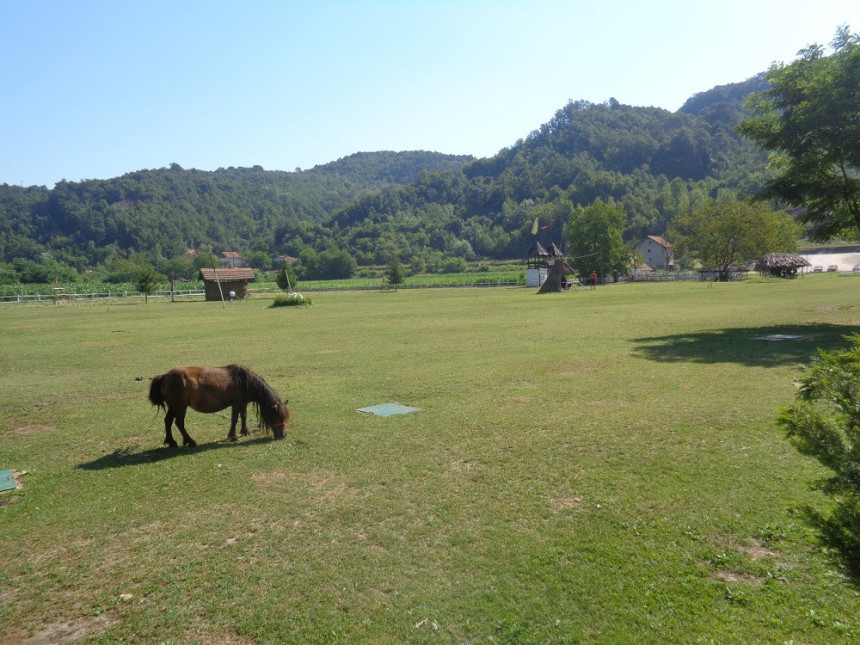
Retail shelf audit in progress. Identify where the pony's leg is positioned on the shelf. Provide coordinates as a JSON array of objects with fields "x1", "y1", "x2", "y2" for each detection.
[
  {"x1": 228, "y1": 406, "x2": 240, "y2": 442},
  {"x1": 239, "y1": 404, "x2": 249, "y2": 436},
  {"x1": 174, "y1": 409, "x2": 196, "y2": 448},
  {"x1": 163, "y1": 411, "x2": 178, "y2": 448},
  {"x1": 228, "y1": 405, "x2": 249, "y2": 441}
]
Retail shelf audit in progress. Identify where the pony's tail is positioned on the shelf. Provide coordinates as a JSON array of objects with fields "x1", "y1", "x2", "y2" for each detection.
[{"x1": 148, "y1": 374, "x2": 166, "y2": 409}]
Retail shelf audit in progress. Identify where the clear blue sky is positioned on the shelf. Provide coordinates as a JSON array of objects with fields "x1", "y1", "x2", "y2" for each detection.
[{"x1": 2, "y1": 0, "x2": 857, "y2": 188}]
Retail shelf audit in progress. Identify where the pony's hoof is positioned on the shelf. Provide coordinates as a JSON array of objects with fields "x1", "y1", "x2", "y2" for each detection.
[
  {"x1": 164, "y1": 440, "x2": 178, "y2": 448},
  {"x1": 184, "y1": 440, "x2": 197, "y2": 448},
  {"x1": 228, "y1": 435, "x2": 238, "y2": 442}
]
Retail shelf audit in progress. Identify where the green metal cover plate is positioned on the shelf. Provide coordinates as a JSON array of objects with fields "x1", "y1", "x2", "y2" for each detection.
[
  {"x1": 0, "y1": 469, "x2": 16, "y2": 492},
  {"x1": 357, "y1": 403, "x2": 421, "y2": 417}
]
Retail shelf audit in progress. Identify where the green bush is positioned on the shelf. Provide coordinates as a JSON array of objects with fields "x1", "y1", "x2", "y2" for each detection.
[
  {"x1": 386, "y1": 260, "x2": 405, "y2": 285},
  {"x1": 272, "y1": 293, "x2": 312, "y2": 307},
  {"x1": 778, "y1": 333, "x2": 860, "y2": 577}
]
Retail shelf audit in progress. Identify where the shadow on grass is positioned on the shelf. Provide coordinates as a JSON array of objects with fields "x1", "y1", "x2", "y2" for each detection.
[
  {"x1": 77, "y1": 436, "x2": 286, "y2": 471},
  {"x1": 631, "y1": 323, "x2": 856, "y2": 368},
  {"x1": 800, "y1": 503, "x2": 860, "y2": 588}
]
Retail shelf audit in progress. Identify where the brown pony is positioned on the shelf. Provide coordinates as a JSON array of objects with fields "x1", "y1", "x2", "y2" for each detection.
[{"x1": 148, "y1": 364, "x2": 290, "y2": 447}]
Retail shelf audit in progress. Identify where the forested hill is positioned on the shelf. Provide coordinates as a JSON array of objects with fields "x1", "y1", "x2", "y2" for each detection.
[
  {"x1": 678, "y1": 74, "x2": 768, "y2": 116},
  {"x1": 0, "y1": 151, "x2": 472, "y2": 269},
  {"x1": 325, "y1": 76, "x2": 771, "y2": 265},
  {"x1": 1, "y1": 74, "x2": 772, "y2": 280}
]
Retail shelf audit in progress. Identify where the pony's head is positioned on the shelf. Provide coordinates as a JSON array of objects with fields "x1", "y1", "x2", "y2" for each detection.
[{"x1": 265, "y1": 399, "x2": 290, "y2": 439}]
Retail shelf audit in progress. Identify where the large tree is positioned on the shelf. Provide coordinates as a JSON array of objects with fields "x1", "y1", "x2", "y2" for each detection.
[
  {"x1": 738, "y1": 26, "x2": 860, "y2": 240},
  {"x1": 566, "y1": 199, "x2": 627, "y2": 280},
  {"x1": 669, "y1": 200, "x2": 801, "y2": 281}
]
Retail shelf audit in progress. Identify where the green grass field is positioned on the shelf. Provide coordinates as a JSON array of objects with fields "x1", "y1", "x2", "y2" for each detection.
[{"x1": 2, "y1": 275, "x2": 859, "y2": 643}]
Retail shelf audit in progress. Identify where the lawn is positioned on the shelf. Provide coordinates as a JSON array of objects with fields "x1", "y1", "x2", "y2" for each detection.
[{"x1": 1, "y1": 275, "x2": 859, "y2": 643}]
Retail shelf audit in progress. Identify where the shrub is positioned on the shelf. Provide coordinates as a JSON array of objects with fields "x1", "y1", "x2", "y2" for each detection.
[
  {"x1": 442, "y1": 257, "x2": 466, "y2": 273},
  {"x1": 386, "y1": 260, "x2": 405, "y2": 286},
  {"x1": 272, "y1": 293, "x2": 312, "y2": 307},
  {"x1": 778, "y1": 334, "x2": 860, "y2": 577}
]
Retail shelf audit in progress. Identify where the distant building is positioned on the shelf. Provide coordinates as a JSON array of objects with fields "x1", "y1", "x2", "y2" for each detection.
[
  {"x1": 199, "y1": 267, "x2": 255, "y2": 301},
  {"x1": 635, "y1": 236, "x2": 674, "y2": 270},
  {"x1": 754, "y1": 253, "x2": 810, "y2": 278},
  {"x1": 219, "y1": 252, "x2": 244, "y2": 268}
]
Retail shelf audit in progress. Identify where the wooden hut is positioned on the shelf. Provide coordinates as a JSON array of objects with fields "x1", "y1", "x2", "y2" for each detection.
[
  {"x1": 199, "y1": 267, "x2": 255, "y2": 301},
  {"x1": 754, "y1": 253, "x2": 810, "y2": 278}
]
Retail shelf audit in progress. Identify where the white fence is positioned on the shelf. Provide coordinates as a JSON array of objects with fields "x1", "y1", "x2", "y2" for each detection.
[{"x1": 0, "y1": 289, "x2": 205, "y2": 304}]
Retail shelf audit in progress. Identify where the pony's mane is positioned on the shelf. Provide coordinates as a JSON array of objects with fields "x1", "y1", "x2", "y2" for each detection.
[{"x1": 225, "y1": 364, "x2": 283, "y2": 430}]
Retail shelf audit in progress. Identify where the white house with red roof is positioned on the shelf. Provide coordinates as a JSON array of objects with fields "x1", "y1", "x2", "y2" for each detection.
[{"x1": 635, "y1": 235, "x2": 674, "y2": 270}]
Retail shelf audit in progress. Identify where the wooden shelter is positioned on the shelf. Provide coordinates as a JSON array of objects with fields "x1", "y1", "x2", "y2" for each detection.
[
  {"x1": 199, "y1": 267, "x2": 255, "y2": 301},
  {"x1": 527, "y1": 242, "x2": 549, "y2": 269},
  {"x1": 754, "y1": 253, "x2": 810, "y2": 278}
]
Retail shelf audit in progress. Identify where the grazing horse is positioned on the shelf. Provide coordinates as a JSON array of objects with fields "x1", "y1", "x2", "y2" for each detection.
[{"x1": 148, "y1": 364, "x2": 289, "y2": 447}]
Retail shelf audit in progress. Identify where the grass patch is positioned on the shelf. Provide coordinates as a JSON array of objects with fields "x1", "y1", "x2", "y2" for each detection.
[{"x1": 1, "y1": 275, "x2": 859, "y2": 642}]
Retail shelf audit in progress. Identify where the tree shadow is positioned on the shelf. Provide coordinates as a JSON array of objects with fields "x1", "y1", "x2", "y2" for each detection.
[
  {"x1": 799, "y1": 503, "x2": 860, "y2": 588},
  {"x1": 630, "y1": 323, "x2": 856, "y2": 368},
  {"x1": 77, "y1": 436, "x2": 293, "y2": 471}
]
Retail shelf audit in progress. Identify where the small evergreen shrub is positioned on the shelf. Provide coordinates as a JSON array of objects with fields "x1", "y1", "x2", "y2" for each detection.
[
  {"x1": 778, "y1": 334, "x2": 860, "y2": 577},
  {"x1": 272, "y1": 293, "x2": 312, "y2": 307}
]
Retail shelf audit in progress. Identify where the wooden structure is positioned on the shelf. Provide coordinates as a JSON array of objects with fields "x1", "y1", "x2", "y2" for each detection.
[
  {"x1": 199, "y1": 267, "x2": 255, "y2": 301},
  {"x1": 527, "y1": 242, "x2": 549, "y2": 269},
  {"x1": 537, "y1": 259, "x2": 576, "y2": 294},
  {"x1": 545, "y1": 242, "x2": 564, "y2": 260},
  {"x1": 527, "y1": 242, "x2": 564, "y2": 268},
  {"x1": 52, "y1": 277, "x2": 69, "y2": 305},
  {"x1": 754, "y1": 253, "x2": 810, "y2": 278},
  {"x1": 526, "y1": 242, "x2": 565, "y2": 287}
]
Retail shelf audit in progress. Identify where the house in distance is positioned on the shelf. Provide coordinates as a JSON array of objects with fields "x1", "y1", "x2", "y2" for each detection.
[
  {"x1": 635, "y1": 236, "x2": 674, "y2": 270},
  {"x1": 219, "y1": 251, "x2": 245, "y2": 268}
]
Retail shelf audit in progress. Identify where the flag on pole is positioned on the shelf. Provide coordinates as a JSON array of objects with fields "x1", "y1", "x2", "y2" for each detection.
[{"x1": 531, "y1": 217, "x2": 539, "y2": 235}]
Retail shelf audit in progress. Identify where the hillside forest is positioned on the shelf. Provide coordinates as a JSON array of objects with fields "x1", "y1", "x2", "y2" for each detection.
[{"x1": 0, "y1": 74, "x2": 783, "y2": 284}]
